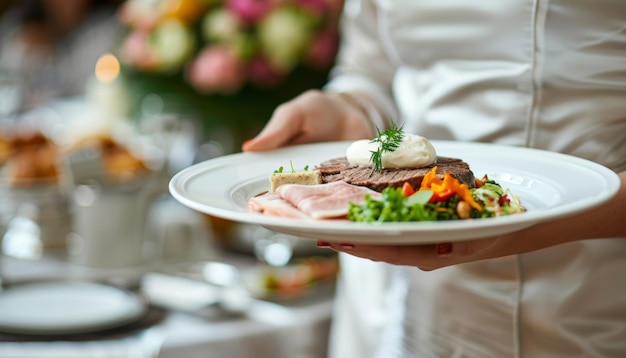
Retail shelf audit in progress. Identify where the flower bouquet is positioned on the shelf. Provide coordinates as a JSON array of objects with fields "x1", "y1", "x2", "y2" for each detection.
[{"x1": 118, "y1": 0, "x2": 341, "y2": 94}]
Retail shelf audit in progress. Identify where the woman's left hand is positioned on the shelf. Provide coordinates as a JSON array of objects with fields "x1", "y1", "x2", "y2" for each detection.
[
  {"x1": 316, "y1": 236, "x2": 508, "y2": 271},
  {"x1": 318, "y1": 170, "x2": 626, "y2": 270}
]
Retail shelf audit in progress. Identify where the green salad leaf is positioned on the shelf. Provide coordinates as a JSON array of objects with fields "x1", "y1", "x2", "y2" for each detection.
[{"x1": 347, "y1": 179, "x2": 526, "y2": 223}]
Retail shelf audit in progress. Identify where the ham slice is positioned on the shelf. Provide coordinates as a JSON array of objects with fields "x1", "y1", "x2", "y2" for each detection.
[
  {"x1": 249, "y1": 181, "x2": 382, "y2": 220},
  {"x1": 248, "y1": 192, "x2": 310, "y2": 219}
]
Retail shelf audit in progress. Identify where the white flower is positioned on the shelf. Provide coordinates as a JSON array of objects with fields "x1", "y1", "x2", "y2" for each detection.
[
  {"x1": 257, "y1": 8, "x2": 315, "y2": 70},
  {"x1": 202, "y1": 7, "x2": 243, "y2": 43},
  {"x1": 151, "y1": 19, "x2": 196, "y2": 72}
]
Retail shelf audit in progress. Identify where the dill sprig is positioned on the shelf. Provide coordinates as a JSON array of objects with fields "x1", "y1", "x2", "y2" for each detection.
[{"x1": 369, "y1": 124, "x2": 404, "y2": 173}]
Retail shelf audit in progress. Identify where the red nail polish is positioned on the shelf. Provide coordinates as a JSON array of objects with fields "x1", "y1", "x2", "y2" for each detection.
[
  {"x1": 436, "y1": 242, "x2": 453, "y2": 257},
  {"x1": 317, "y1": 241, "x2": 332, "y2": 248},
  {"x1": 339, "y1": 243, "x2": 355, "y2": 249},
  {"x1": 242, "y1": 139, "x2": 255, "y2": 150}
]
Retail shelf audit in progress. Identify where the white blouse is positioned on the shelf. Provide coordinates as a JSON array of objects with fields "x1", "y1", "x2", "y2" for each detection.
[{"x1": 324, "y1": 0, "x2": 626, "y2": 357}]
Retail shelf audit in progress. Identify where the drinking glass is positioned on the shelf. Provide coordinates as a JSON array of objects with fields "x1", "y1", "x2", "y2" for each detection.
[{"x1": 0, "y1": 67, "x2": 22, "y2": 124}]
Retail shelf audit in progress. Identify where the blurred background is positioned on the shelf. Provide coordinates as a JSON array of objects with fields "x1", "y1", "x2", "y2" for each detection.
[
  {"x1": 0, "y1": 1, "x2": 342, "y2": 357},
  {"x1": 0, "y1": 0, "x2": 341, "y2": 150}
]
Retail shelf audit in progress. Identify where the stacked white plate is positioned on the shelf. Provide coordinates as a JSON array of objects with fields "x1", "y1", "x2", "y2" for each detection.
[{"x1": 0, "y1": 281, "x2": 147, "y2": 335}]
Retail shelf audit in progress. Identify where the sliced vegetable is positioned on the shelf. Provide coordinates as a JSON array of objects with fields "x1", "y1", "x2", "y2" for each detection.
[
  {"x1": 430, "y1": 188, "x2": 454, "y2": 202},
  {"x1": 401, "y1": 182, "x2": 415, "y2": 197},
  {"x1": 347, "y1": 169, "x2": 525, "y2": 223},
  {"x1": 405, "y1": 189, "x2": 432, "y2": 206},
  {"x1": 419, "y1": 167, "x2": 482, "y2": 210}
]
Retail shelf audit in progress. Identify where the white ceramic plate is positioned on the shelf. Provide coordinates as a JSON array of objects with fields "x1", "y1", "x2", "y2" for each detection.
[
  {"x1": 0, "y1": 281, "x2": 147, "y2": 335},
  {"x1": 169, "y1": 141, "x2": 620, "y2": 245}
]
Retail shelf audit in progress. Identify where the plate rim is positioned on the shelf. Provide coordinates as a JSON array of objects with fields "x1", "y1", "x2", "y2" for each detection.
[{"x1": 169, "y1": 141, "x2": 620, "y2": 244}]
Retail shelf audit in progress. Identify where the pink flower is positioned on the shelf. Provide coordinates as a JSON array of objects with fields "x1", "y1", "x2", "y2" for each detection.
[
  {"x1": 121, "y1": 30, "x2": 159, "y2": 70},
  {"x1": 246, "y1": 55, "x2": 286, "y2": 88},
  {"x1": 306, "y1": 27, "x2": 339, "y2": 69},
  {"x1": 226, "y1": 0, "x2": 276, "y2": 23},
  {"x1": 186, "y1": 46, "x2": 246, "y2": 94}
]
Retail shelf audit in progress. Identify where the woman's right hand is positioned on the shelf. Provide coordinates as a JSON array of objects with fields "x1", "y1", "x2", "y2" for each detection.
[{"x1": 242, "y1": 90, "x2": 377, "y2": 152}]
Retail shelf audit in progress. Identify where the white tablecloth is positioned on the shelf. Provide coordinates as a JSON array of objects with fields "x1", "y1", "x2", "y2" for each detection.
[{"x1": 0, "y1": 253, "x2": 334, "y2": 358}]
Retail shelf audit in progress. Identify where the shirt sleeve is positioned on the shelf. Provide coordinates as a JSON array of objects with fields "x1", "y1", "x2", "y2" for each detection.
[{"x1": 323, "y1": 0, "x2": 400, "y2": 125}]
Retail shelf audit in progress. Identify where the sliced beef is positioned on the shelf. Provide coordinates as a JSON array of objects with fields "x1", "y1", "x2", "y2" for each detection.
[{"x1": 316, "y1": 156, "x2": 475, "y2": 192}]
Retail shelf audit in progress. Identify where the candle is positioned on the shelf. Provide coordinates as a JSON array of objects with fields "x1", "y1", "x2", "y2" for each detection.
[{"x1": 85, "y1": 53, "x2": 129, "y2": 129}]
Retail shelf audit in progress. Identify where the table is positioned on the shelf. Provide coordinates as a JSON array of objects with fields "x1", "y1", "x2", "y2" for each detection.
[
  {"x1": 0, "y1": 90, "x2": 339, "y2": 357},
  {"x1": 0, "y1": 250, "x2": 334, "y2": 358}
]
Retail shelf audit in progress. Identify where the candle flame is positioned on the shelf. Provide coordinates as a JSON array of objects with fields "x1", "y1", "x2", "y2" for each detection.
[{"x1": 95, "y1": 53, "x2": 121, "y2": 82}]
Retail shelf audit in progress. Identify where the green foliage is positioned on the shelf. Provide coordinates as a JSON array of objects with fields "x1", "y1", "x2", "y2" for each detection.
[{"x1": 123, "y1": 65, "x2": 330, "y2": 152}]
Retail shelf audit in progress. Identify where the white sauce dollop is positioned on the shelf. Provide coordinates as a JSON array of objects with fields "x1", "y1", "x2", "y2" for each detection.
[{"x1": 346, "y1": 133, "x2": 437, "y2": 169}]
